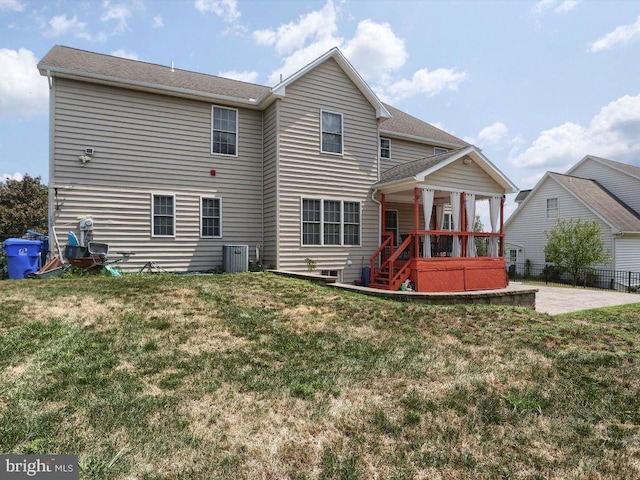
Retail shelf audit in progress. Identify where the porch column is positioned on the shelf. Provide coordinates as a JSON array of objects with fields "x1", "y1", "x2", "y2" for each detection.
[
  {"x1": 414, "y1": 188, "x2": 420, "y2": 258},
  {"x1": 450, "y1": 192, "x2": 461, "y2": 257},
  {"x1": 499, "y1": 196, "x2": 505, "y2": 257},
  {"x1": 380, "y1": 193, "x2": 387, "y2": 238},
  {"x1": 421, "y1": 189, "x2": 434, "y2": 257},
  {"x1": 489, "y1": 195, "x2": 501, "y2": 256},
  {"x1": 465, "y1": 193, "x2": 476, "y2": 257}
]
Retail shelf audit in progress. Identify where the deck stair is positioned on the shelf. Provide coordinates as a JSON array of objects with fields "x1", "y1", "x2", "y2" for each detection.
[{"x1": 369, "y1": 233, "x2": 415, "y2": 290}]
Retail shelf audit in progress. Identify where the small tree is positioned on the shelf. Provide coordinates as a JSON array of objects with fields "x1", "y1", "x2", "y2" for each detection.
[
  {"x1": 0, "y1": 174, "x2": 48, "y2": 240},
  {"x1": 473, "y1": 215, "x2": 487, "y2": 256},
  {"x1": 544, "y1": 218, "x2": 610, "y2": 286}
]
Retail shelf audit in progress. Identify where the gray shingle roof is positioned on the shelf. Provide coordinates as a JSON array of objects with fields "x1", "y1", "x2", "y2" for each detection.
[
  {"x1": 550, "y1": 172, "x2": 640, "y2": 233},
  {"x1": 377, "y1": 148, "x2": 466, "y2": 185},
  {"x1": 38, "y1": 45, "x2": 270, "y2": 101},
  {"x1": 379, "y1": 104, "x2": 468, "y2": 147},
  {"x1": 514, "y1": 189, "x2": 531, "y2": 203}
]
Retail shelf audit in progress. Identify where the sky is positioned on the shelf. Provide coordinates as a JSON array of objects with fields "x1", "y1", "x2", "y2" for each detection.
[{"x1": 1, "y1": 0, "x2": 640, "y2": 221}]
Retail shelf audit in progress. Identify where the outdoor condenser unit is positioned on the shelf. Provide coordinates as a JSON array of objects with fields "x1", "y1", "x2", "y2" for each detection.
[{"x1": 222, "y1": 245, "x2": 249, "y2": 273}]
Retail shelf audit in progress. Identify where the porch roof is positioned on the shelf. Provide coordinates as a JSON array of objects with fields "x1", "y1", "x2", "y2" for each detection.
[{"x1": 374, "y1": 145, "x2": 518, "y2": 194}]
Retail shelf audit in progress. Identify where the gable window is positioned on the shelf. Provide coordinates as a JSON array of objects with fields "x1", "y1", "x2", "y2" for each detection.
[
  {"x1": 380, "y1": 138, "x2": 391, "y2": 159},
  {"x1": 152, "y1": 194, "x2": 175, "y2": 237},
  {"x1": 546, "y1": 197, "x2": 559, "y2": 219},
  {"x1": 212, "y1": 106, "x2": 237, "y2": 155},
  {"x1": 434, "y1": 147, "x2": 448, "y2": 155},
  {"x1": 201, "y1": 197, "x2": 222, "y2": 238},
  {"x1": 321, "y1": 110, "x2": 343, "y2": 154},
  {"x1": 302, "y1": 198, "x2": 361, "y2": 246}
]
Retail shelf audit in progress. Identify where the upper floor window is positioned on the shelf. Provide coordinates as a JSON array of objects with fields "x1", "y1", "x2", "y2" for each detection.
[
  {"x1": 434, "y1": 147, "x2": 448, "y2": 155},
  {"x1": 546, "y1": 197, "x2": 559, "y2": 219},
  {"x1": 152, "y1": 194, "x2": 175, "y2": 237},
  {"x1": 321, "y1": 110, "x2": 343, "y2": 154},
  {"x1": 212, "y1": 106, "x2": 237, "y2": 156},
  {"x1": 302, "y1": 198, "x2": 360, "y2": 246},
  {"x1": 380, "y1": 138, "x2": 391, "y2": 159},
  {"x1": 201, "y1": 197, "x2": 222, "y2": 238}
]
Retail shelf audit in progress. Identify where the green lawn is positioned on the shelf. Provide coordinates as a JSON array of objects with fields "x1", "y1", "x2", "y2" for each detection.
[{"x1": 1, "y1": 273, "x2": 640, "y2": 479}]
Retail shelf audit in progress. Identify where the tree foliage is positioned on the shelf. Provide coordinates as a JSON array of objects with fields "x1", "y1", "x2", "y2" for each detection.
[
  {"x1": 0, "y1": 175, "x2": 48, "y2": 240},
  {"x1": 544, "y1": 218, "x2": 610, "y2": 285}
]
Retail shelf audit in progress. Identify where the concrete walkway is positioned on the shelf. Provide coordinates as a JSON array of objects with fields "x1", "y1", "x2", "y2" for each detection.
[{"x1": 509, "y1": 282, "x2": 640, "y2": 315}]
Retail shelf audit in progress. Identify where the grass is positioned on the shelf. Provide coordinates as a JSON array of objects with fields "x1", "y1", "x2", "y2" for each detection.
[{"x1": 1, "y1": 272, "x2": 640, "y2": 479}]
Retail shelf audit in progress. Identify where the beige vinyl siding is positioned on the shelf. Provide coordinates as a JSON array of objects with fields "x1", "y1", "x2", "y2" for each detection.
[
  {"x1": 51, "y1": 78, "x2": 263, "y2": 271},
  {"x1": 571, "y1": 159, "x2": 640, "y2": 213},
  {"x1": 614, "y1": 236, "x2": 640, "y2": 272},
  {"x1": 505, "y1": 177, "x2": 614, "y2": 269},
  {"x1": 426, "y1": 157, "x2": 503, "y2": 193},
  {"x1": 380, "y1": 137, "x2": 442, "y2": 172},
  {"x1": 276, "y1": 58, "x2": 379, "y2": 283},
  {"x1": 262, "y1": 101, "x2": 279, "y2": 269}
]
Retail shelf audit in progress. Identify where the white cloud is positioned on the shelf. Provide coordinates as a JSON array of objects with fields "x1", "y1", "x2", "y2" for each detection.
[
  {"x1": 194, "y1": 0, "x2": 240, "y2": 23},
  {"x1": 385, "y1": 67, "x2": 467, "y2": 102},
  {"x1": 1, "y1": 172, "x2": 24, "y2": 182},
  {"x1": 511, "y1": 93, "x2": 640, "y2": 169},
  {"x1": 477, "y1": 122, "x2": 508, "y2": 144},
  {"x1": 153, "y1": 14, "x2": 164, "y2": 28},
  {"x1": 532, "y1": 0, "x2": 578, "y2": 14},
  {"x1": 342, "y1": 20, "x2": 407, "y2": 83},
  {"x1": 111, "y1": 49, "x2": 139, "y2": 60},
  {"x1": 0, "y1": 0, "x2": 25, "y2": 12},
  {"x1": 101, "y1": 0, "x2": 133, "y2": 33},
  {"x1": 0, "y1": 48, "x2": 49, "y2": 121},
  {"x1": 253, "y1": 0, "x2": 338, "y2": 55},
  {"x1": 255, "y1": 0, "x2": 467, "y2": 100},
  {"x1": 45, "y1": 14, "x2": 92, "y2": 40},
  {"x1": 589, "y1": 16, "x2": 640, "y2": 53},
  {"x1": 218, "y1": 70, "x2": 259, "y2": 83}
]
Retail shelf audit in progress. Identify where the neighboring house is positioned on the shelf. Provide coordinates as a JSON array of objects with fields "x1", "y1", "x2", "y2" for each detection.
[
  {"x1": 505, "y1": 155, "x2": 640, "y2": 274},
  {"x1": 38, "y1": 45, "x2": 516, "y2": 291}
]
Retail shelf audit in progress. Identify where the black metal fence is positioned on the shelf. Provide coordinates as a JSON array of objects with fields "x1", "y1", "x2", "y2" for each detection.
[{"x1": 508, "y1": 262, "x2": 640, "y2": 294}]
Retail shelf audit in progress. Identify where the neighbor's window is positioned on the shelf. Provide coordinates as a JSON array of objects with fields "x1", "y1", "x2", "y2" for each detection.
[
  {"x1": 321, "y1": 111, "x2": 343, "y2": 154},
  {"x1": 508, "y1": 248, "x2": 518, "y2": 263},
  {"x1": 152, "y1": 194, "x2": 175, "y2": 237},
  {"x1": 201, "y1": 197, "x2": 222, "y2": 238},
  {"x1": 546, "y1": 197, "x2": 559, "y2": 219},
  {"x1": 302, "y1": 199, "x2": 361, "y2": 246},
  {"x1": 212, "y1": 106, "x2": 237, "y2": 155},
  {"x1": 434, "y1": 147, "x2": 448, "y2": 155},
  {"x1": 380, "y1": 138, "x2": 391, "y2": 159}
]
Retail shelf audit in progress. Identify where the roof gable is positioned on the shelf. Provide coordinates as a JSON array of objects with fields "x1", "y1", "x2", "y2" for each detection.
[
  {"x1": 567, "y1": 155, "x2": 640, "y2": 181},
  {"x1": 266, "y1": 47, "x2": 390, "y2": 119},
  {"x1": 506, "y1": 171, "x2": 640, "y2": 233},
  {"x1": 376, "y1": 145, "x2": 517, "y2": 194}
]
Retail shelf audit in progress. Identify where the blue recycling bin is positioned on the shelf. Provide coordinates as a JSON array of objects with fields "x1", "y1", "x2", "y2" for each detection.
[
  {"x1": 5, "y1": 238, "x2": 42, "y2": 279},
  {"x1": 361, "y1": 266, "x2": 371, "y2": 287}
]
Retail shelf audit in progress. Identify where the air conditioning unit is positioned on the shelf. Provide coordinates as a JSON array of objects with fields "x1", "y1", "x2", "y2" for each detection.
[{"x1": 223, "y1": 245, "x2": 249, "y2": 273}]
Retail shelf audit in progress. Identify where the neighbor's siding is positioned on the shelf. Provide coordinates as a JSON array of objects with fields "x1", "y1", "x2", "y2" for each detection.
[
  {"x1": 276, "y1": 58, "x2": 379, "y2": 282},
  {"x1": 51, "y1": 77, "x2": 263, "y2": 271},
  {"x1": 614, "y1": 235, "x2": 640, "y2": 272},
  {"x1": 505, "y1": 177, "x2": 614, "y2": 269},
  {"x1": 262, "y1": 101, "x2": 279, "y2": 269},
  {"x1": 571, "y1": 159, "x2": 640, "y2": 213}
]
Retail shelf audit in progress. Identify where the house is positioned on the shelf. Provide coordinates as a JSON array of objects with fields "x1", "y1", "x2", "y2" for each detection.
[
  {"x1": 505, "y1": 155, "x2": 640, "y2": 275},
  {"x1": 38, "y1": 45, "x2": 517, "y2": 292}
]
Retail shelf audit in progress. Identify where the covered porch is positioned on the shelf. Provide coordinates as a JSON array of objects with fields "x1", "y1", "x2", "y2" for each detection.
[{"x1": 369, "y1": 147, "x2": 518, "y2": 293}]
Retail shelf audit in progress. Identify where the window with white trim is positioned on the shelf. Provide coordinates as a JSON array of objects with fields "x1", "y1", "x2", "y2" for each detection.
[
  {"x1": 201, "y1": 197, "x2": 222, "y2": 238},
  {"x1": 321, "y1": 110, "x2": 343, "y2": 154},
  {"x1": 302, "y1": 199, "x2": 361, "y2": 246},
  {"x1": 152, "y1": 194, "x2": 175, "y2": 237},
  {"x1": 546, "y1": 197, "x2": 559, "y2": 219},
  {"x1": 508, "y1": 248, "x2": 518, "y2": 263},
  {"x1": 212, "y1": 106, "x2": 237, "y2": 155},
  {"x1": 434, "y1": 147, "x2": 448, "y2": 155},
  {"x1": 442, "y1": 212, "x2": 453, "y2": 230},
  {"x1": 380, "y1": 138, "x2": 390, "y2": 159}
]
